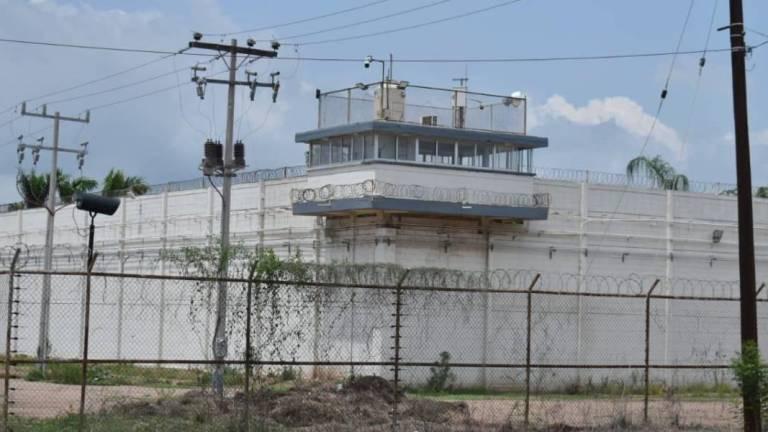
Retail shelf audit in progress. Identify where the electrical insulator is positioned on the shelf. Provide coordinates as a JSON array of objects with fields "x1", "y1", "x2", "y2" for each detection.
[
  {"x1": 204, "y1": 139, "x2": 217, "y2": 162},
  {"x1": 201, "y1": 138, "x2": 217, "y2": 176},
  {"x1": 234, "y1": 140, "x2": 246, "y2": 170},
  {"x1": 17, "y1": 147, "x2": 24, "y2": 164},
  {"x1": 32, "y1": 149, "x2": 40, "y2": 165},
  {"x1": 215, "y1": 140, "x2": 224, "y2": 168},
  {"x1": 196, "y1": 80, "x2": 207, "y2": 100}
]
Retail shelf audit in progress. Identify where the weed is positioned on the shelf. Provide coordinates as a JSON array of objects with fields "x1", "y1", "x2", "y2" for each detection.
[{"x1": 426, "y1": 351, "x2": 455, "y2": 392}]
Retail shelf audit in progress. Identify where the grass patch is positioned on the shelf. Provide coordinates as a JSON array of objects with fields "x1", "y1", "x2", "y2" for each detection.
[
  {"x1": 407, "y1": 381, "x2": 740, "y2": 402},
  {"x1": 8, "y1": 413, "x2": 288, "y2": 432},
  {"x1": 24, "y1": 363, "x2": 213, "y2": 387}
]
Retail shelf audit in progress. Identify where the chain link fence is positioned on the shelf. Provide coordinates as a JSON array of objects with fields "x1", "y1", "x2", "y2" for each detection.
[{"x1": 0, "y1": 262, "x2": 758, "y2": 431}]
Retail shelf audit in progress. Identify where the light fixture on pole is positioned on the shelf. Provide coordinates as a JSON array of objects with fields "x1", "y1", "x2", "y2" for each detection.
[{"x1": 73, "y1": 192, "x2": 119, "y2": 431}]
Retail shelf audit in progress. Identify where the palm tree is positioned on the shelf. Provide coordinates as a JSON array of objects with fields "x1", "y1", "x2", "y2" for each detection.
[
  {"x1": 626, "y1": 155, "x2": 690, "y2": 191},
  {"x1": 102, "y1": 169, "x2": 149, "y2": 197},
  {"x1": 17, "y1": 170, "x2": 99, "y2": 208},
  {"x1": 58, "y1": 174, "x2": 98, "y2": 203},
  {"x1": 17, "y1": 171, "x2": 49, "y2": 208}
]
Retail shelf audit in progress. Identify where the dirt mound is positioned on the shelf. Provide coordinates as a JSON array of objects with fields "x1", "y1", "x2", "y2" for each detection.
[{"x1": 111, "y1": 375, "x2": 478, "y2": 430}]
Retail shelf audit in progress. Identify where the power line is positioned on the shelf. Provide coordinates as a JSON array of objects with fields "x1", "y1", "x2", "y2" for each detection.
[
  {"x1": 87, "y1": 69, "x2": 227, "y2": 112},
  {"x1": 0, "y1": 47, "x2": 189, "y2": 117},
  {"x1": 582, "y1": 0, "x2": 697, "y2": 279},
  {"x1": 680, "y1": 0, "x2": 719, "y2": 161},
  {"x1": 291, "y1": 0, "x2": 525, "y2": 46},
  {"x1": 276, "y1": 0, "x2": 452, "y2": 41},
  {"x1": 1, "y1": 35, "x2": 765, "y2": 63},
  {"x1": 747, "y1": 27, "x2": 768, "y2": 40},
  {"x1": 0, "y1": 37, "x2": 196, "y2": 56},
  {"x1": 205, "y1": 0, "x2": 391, "y2": 37},
  {"x1": 276, "y1": 46, "x2": 747, "y2": 62},
  {"x1": 43, "y1": 67, "x2": 187, "y2": 107}
]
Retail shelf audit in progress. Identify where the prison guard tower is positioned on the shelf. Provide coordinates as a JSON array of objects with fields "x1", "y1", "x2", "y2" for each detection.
[{"x1": 291, "y1": 80, "x2": 549, "y2": 265}]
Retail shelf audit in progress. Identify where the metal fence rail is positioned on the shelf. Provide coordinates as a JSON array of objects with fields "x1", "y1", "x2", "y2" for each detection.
[{"x1": 0, "y1": 265, "x2": 755, "y2": 431}]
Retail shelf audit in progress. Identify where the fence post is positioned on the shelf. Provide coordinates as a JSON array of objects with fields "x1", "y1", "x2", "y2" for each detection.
[
  {"x1": 3, "y1": 249, "x2": 21, "y2": 432},
  {"x1": 346, "y1": 89, "x2": 352, "y2": 124},
  {"x1": 644, "y1": 279, "x2": 661, "y2": 424},
  {"x1": 524, "y1": 273, "x2": 541, "y2": 429},
  {"x1": 78, "y1": 253, "x2": 98, "y2": 432},
  {"x1": 390, "y1": 270, "x2": 409, "y2": 432},
  {"x1": 243, "y1": 264, "x2": 256, "y2": 431}
]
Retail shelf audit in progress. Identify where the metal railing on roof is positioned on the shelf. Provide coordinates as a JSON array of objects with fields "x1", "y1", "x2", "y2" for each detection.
[{"x1": 317, "y1": 82, "x2": 527, "y2": 134}]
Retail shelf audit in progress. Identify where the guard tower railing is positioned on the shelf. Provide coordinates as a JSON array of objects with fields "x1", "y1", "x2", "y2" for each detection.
[{"x1": 316, "y1": 82, "x2": 527, "y2": 135}]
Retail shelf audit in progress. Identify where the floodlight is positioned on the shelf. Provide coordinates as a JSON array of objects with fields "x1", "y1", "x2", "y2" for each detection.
[
  {"x1": 75, "y1": 193, "x2": 120, "y2": 216},
  {"x1": 193, "y1": 32, "x2": 203, "y2": 41}
]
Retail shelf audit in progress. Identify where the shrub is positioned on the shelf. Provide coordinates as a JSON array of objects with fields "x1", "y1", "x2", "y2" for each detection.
[
  {"x1": 426, "y1": 351, "x2": 455, "y2": 392},
  {"x1": 731, "y1": 341, "x2": 768, "y2": 423}
]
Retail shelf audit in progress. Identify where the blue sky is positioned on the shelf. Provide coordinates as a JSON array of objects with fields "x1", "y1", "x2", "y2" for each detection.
[{"x1": 0, "y1": 0, "x2": 766, "y2": 203}]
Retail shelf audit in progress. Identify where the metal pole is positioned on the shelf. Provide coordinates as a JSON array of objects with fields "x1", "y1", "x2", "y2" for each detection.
[
  {"x1": 3, "y1": 249, "x2": 21, "y2": 432},
  {"x1": 244, "y1": 264, "x2": 255, "y2": 432},
  {"x1": 78, "y1": 214, "x2": 96, "y2": 432},
  {"x1": 524, "y1": 273, "x2": 541, "y2": 429},
  {"x1": 726, "y1": 1, "x2": 760, "y2": 430},
  {"x1": 644, "y1": 279, "x2": 661, "y2": 423},
  {"x1": 37, "y1": 113, "x2": 60, "y2": 373},
  {"x1": 212, "y1": 38, "x2": 238, "y2": 400},
  {"x1": 391, "y1": 270, "x2": 409, "y2": 432}
]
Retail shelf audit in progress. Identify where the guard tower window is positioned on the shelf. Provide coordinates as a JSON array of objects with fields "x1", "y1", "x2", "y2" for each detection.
[
  {"x1": 419, "y1": 139, "x2": 437, "y2": 163},
  {"x1": 311, "y1": 141, "x2": 331, "y2": 166},
  {"x1": 397, "y1": 136, "x2": 416, "y2": 161},
  {"x1": 458, "y1": 143, "x2": 476, "y2": 167},
  {"x1": 437, "y1": 141, "x2": 455, "y2": 165},
  {"x1": 352, "y1": 135, "x2": 364, "y2": 161},
  {"x1": 378, "y1": 134, "x2": 396, "y2": 159},
  {"x1": 331, "y1": 137, "x2": 344, "y2": 163},
  {"x1": 364, "y1": 134, "x2": 375, "y2": 159},
  {"x1": 477, "y1": 144, "x2": 492, "y2": 168}
]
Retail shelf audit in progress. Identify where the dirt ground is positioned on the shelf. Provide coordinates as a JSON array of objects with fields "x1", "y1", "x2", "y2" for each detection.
[
  {"x1": 7, "y1": 377, "x2": 739, "y2": 431},
  {"x1": 8, "y1": 379, "x2": 187, "y2": 418}
]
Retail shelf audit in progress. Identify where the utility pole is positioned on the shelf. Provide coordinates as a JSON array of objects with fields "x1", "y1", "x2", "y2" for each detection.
[
  {"x1": 188, "y1": 34, "x2": 278, "y2": 399},
  {"x1": 722, "y1": 1, "x2": 760, "y2": 430},
  {"x1": 19, "y1": 103, "x2": 89, "y2": 373}
]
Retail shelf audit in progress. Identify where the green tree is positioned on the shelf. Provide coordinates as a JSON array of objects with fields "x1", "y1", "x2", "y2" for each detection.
[
  {"x1": 102, "y1": 169, "x2": 149, "y2": 197},
  {"x1": 17, "y1": 170, "x2": 98, "y2": 208},
  {"x1": 626, "y1": 155, "x2": 690, "y2": 191},
  {"x1": 58, "y1": 173, "x2": 98, "y2": 203},
  {"x1": 17, "y1": 171, "x2": 49, "y2": 208},
  {"x1": 731, "y1": 342, "x2": 768, "y2": 426}
]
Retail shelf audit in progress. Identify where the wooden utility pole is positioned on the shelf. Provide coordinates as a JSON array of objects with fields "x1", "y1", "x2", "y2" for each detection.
[{"x1": 723, "y1": 0, "x2": 760, "y2": 430}]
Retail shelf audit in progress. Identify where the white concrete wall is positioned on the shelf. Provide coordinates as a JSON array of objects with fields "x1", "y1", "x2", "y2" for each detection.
[{"x1": 1, "y1": 172, "x2": 767, "y2": 389}]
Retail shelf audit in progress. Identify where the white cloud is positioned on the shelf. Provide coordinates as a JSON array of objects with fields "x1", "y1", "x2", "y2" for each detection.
[{"x1": 535, "y1": 95, "x2": 683, "y2": 158}]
